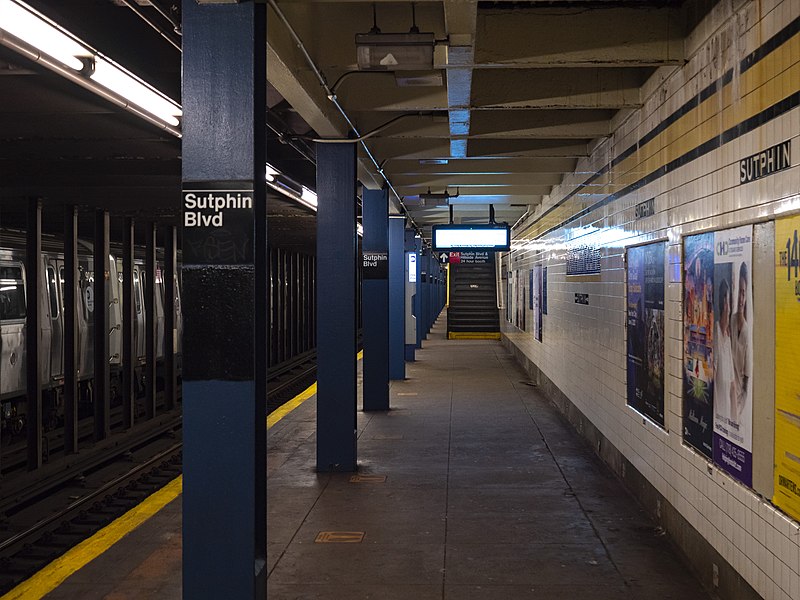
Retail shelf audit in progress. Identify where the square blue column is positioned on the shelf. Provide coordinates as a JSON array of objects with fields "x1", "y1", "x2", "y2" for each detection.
[
  {"x1": 362, "y1": 188, "x2": 389, "y2": 411},
  {"x1": 181, "y1": 2, "x2": 267, "y2": 598},
  {"x1": 316, "y1": 143, "x2": 357, "y2": 471},
  {"x1": 389, "y1": 216, "x2": 405, "y2": 380}
]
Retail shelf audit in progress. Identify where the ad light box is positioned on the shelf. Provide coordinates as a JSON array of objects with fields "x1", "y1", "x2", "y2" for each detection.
[{"x1": 432, "y1": 224, "x2": 510, "y2": 251}]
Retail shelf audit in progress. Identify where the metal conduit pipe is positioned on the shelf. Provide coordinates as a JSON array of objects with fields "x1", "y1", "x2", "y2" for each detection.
[
  {"x1": 266, "y1": 0, "x2": 422, "y2": 236},
  {"x1": 118, "y1": 0, "x2": 181, "y2": 51}
]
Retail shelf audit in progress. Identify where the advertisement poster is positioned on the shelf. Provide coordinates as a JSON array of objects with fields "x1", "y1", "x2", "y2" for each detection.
[
  {"x1": 532, "y1": 265, "x2": 543, "y2": 342},
  {"x1": 542, "y1": 266, "x2": 548, "y2": 315},
  {"x1": 683, "y1": 232, "x2": 715, "y2": 458},
  {"x1": 712, "y1": 226, "x2": 753, "y2": 486},
  {"x1": 626, "y1": 242, "x2": 665, "y2": 426},
  {"x1": 516, "y1": 270, "x2": 526, "y2": 331},
  {"x1": 774, "y1": 216, "x2": 800, "y2": 520},
  {"x1": 506, "y1": 273, "x2": 513, "y2": 323}
]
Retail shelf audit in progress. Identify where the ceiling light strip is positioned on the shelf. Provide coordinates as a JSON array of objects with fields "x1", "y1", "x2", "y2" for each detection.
[{"x1": 0, "y1": 0, "x2": 181, "y2": 135}]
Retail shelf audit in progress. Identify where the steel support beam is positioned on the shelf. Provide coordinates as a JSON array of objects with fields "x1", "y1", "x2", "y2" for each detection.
[
  {"x1": 122, "y1": 217, "x2": 135, "y2": 430},
  {"x1": 182, "y1": 1, "x2": 267, "y2": 597},
  {"x1": 144, "y1": 222, "x2": 157, "y2": 421},
  {"x1": 362, "y1": 187, "x2": 389, "y2": 412},
  {"x1": 93, "y1": 209, "x2": 110, "y2": 442},
  {"x1": 63, "y1": 206, "x2": 79, "y2": 454},
  {"x1": 315, "y1": 142, "x2": 357, "y2": 471},
  {"x1": 163, "y1": 225, "x2": 177, "y2": 412},
  {"x1": 388, "y1": 215, "x2": 405, "y2": 380},
  {"x1": 26, "y1": 199, "x2": 42, "y2": 470}
]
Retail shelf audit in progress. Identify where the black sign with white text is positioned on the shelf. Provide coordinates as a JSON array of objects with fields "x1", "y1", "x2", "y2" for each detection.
[
  {"x1": 183, "y1": 181, "x2": 254, "y2": 265},
  {"x1": 739, "y1": 140, "x2": 791, "y2": 184},
  {"x1": 362, "y1": 251, "x2": 388, "y2": 279},
  {"x1": 575, "y1": 293, "x2": 589, "y2": 305}
]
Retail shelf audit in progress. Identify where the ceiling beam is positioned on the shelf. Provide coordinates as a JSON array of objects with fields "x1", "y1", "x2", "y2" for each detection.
[
  {"x1": 475, "y1": 6, "x2": 684, "y2": 68},
  {"x1": 471, "y1": 68, "x2": 646, "y2": 109}
]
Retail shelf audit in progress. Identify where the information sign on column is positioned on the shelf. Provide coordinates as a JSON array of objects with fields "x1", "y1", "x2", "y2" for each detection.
[{"x1": 182, "y1": 181, "x2": 254, "y2": 265}]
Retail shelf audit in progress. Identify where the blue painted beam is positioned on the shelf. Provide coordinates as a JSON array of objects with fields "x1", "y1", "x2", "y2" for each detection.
[
  {"x1": 181, "y1": 2, "x2": 267, "y2": 597},
  {"x1": 389, "y1": 216, "x2": 406, "y2": 379},
  {"x1": 316, "y1": 143, "x2": 358, "y2": 470},
  {"x1": 362, "y1": 188, "x2": 389, "y2": 411}
]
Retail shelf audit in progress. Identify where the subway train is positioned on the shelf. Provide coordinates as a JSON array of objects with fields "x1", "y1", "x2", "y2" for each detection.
[
  {"x1": 0, "y1": 229, "x2": 181, "y2": 441},
  {"x1": 0, "y1": 227, "x2": 319, "y2": 448}
]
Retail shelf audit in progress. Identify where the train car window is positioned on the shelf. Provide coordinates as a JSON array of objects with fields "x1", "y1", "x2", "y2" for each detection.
[
  {"x1": 59, "y1": 266, "x2": 65, "y2": 301},
  {"x1": 133, "y1": 269, "x2": 142, "y2": 314},
  {"x1": 0, "y1": 265, "x2": 26, "y2": 321},
  {"x1": 47, "y1": 266, "x2": 59, "y2": 319}
]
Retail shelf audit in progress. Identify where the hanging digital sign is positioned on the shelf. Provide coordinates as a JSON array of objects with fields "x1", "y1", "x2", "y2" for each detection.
[{"x1": 432, "y1": 224, "x2": 510, "y2": 251}]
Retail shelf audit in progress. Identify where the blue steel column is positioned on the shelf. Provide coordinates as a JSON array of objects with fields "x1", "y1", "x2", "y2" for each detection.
[
  {"x1": 406, "y1": 230, "x2": 418, "y2": 360},
  {"x1": 362, "y1": 188, "x2": 389, "y2": 411},
  {"x1": 416, "y1": 246, "x2": 426, "y2": 347},
  {"x1": 316, "y1": 143, "x2": 357, "y2": 471},
  {"x1": 181, "y1": 2, "x2": 267, "y2": 598},
  {"x1": 388, "y1": 215, "x2": 405, "y2": 379}
]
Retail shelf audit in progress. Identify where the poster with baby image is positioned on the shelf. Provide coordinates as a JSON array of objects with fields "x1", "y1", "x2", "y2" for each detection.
[{"x1": 712, "y1": 225, "x2": 753, "y2": 486}]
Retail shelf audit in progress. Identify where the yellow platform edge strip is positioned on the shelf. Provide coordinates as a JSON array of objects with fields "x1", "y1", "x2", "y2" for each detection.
[
  {"x1": 3, "y1": 350, "x2": 365, "y2": 599},
  {"x1": 448, "y1": 332, "x2": 501, "y2": 340}
]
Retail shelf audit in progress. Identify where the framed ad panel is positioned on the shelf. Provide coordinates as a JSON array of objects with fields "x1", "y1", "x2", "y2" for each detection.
[
  {"x1": 774, "y1": 215, "x2": 800, "y2": 519},
  {"x1": 626, "y1": 242, "x2": 666, "y2": 426}
]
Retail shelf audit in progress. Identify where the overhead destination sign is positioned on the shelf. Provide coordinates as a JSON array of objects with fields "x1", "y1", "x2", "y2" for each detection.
[{"x1": 432, "y1": 224, "x2": 510, "y2": 251}]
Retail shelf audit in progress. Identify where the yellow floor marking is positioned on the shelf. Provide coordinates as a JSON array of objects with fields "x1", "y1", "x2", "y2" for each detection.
[
  {"x1": 4, "y1": 350, "x2": 366, "y2": 599},
  {"x1": 314, "y1": 531, "x2": 364, "y2": 543},
  {"x1": 266, "y1": 349, "x2": 362, "y2": 429},
  {"x1": 267, "y1": 382, "x2": 318, "y2": 429},
  {"x1": 1, "y1": 476, "x2": 183, "y2": 600}
]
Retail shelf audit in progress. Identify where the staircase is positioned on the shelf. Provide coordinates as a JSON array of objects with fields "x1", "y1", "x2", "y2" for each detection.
[{"x1": 446, "y1": 258, "x2": 500, "y2": 339}]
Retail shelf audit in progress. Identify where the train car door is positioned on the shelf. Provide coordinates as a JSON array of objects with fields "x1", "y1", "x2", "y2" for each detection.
[
  {"x1": 46, "y1": 259, "x2": 63, "y2": 380},
  {"x1": 0, "y1": 262, "x2": 26, "y2": 399},
  {"x1": 133, "y1": 265, "x2": 145, "y2": 360},
  {"x1": 39, "y1": 255, "x2": 53, "y2": 386}
]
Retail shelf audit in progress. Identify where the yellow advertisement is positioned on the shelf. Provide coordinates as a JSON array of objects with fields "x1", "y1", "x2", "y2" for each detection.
[{"x1": 774, "y1": 215, "x2": 800, "y2": 520}]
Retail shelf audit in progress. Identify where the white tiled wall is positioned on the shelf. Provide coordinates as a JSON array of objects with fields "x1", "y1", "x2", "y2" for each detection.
[{"x1": 502, "y1": 1, "x2": 800, "y2": 598}]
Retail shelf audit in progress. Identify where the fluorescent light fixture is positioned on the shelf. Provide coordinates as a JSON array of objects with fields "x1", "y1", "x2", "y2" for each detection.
[
  {"x1": 0, "y1": 0, "x2": 89, "y2": 70},
  {"x1": 266, "y1": 164, "x2": 280, "y2": 182},
  {"x1": 301, "y1": 186, "x2": 318, "y2": 208},
  {"x1": 0, "y1": 0, "x2": 181, "y2": 132},
  {"x1": 356, "y1": 32, "x2": 435, "y2": 71},
  {"x1": 90, "y1": 55, "x2": 181, "y2": 127},
  {"x1": 432, "y1": 224, "x2": 511, "y2": 251}
]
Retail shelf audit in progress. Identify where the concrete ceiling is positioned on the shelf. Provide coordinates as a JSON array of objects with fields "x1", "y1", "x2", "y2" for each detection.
[
  {"x1": 266, "y1": 0, "x2": 717, "y2": 237},
  {"x1": 0, "y1": 0, "x2": 719, "y2": 244}
]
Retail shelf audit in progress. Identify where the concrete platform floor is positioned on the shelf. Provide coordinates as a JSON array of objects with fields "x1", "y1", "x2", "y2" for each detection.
[{"x1": 44, "y1": 316, "x2": 712, "y2": 599}]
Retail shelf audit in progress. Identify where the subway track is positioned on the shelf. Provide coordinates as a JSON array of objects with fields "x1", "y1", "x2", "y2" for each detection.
[{"x1": 0, "y1": 352, "x2": 320, "y2": 594}]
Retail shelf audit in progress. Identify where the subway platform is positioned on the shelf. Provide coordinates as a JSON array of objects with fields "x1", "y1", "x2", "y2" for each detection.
[{"x1": 37, "y1": 316, "x2": 712, "y2": 599}]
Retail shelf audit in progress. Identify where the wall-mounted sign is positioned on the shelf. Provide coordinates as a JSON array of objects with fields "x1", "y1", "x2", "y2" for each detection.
[
  {"x1": 566, "y1": 245, "x2": 601, "y2": 276},
  {"x1": 363, "y1": 251, "x2": 388, "y2": 279},
  {"x1": 448, "y1": 251, "x2": 491, "y2": 264},
  {"x1": 408, "y1": 253, "x2": 417, "y2": 283},
  {"x1": 635, "y1": 198, "x2": 655, "y2": 219},
  {"x1": 182, "y1": 181, "x2": 254, "y2": 265},
  {"x1": 739, "y1": 140, "x2": 791, "y2": 184},
  {"x1": 574, "y1": 293, "x2": 589, "y2": 305}
]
